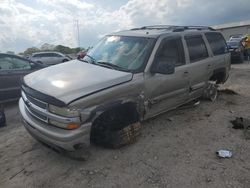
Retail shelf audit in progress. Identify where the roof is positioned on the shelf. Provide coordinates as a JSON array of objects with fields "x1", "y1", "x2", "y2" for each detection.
[
  {"x1": 112, "y1": 25, "x2": 216, "y2": 38},
  {"x1": 212, "y1": 20, "x2": 250, "y2": 30}
]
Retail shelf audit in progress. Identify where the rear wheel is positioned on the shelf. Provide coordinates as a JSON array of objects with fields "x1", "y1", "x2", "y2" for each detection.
[
  {"x1": 62, "y1": 59, "x2": 69, "y2": 62},
  {"x1": 202, "y1": 81, "x2": 218, "y2": 102}
]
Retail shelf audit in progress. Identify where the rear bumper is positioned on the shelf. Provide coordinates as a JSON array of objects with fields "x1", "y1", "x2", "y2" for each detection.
[{"x1": 19, "y1": 99, "x2": 91, "y2": 151}]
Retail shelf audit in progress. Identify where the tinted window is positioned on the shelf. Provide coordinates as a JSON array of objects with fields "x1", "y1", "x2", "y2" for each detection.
[
  {"x1": 33, "y1": 54, "x2": 41, "y2": 58},
  {"x1": 53, "y1": 53, "x2": 62, "y2": 57},
  {"x1": 205, "y1": 33, "x2": 228, "y2": 55},
  {"x1": 157, "y1": 38, "x2": 185, "y2": 67},
  {"x1": 42, "y1": 53, "x2": 50, "y2": 57},
  {"x1": 0, "y1": 56, "x2": 31, "y2": 70},
  {"x1": 185, "y1": 36, "x2": 208, "y2": 63}
]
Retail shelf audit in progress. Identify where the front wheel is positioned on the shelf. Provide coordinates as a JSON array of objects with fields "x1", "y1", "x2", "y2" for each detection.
[{"x1": 90, "y1": 108, "x2": 141, "y2": 148}]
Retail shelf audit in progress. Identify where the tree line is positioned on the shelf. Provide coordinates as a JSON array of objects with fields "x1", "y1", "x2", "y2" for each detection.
[{"x1": 19, "y1": 44, "x2": 86, "y2": 55}]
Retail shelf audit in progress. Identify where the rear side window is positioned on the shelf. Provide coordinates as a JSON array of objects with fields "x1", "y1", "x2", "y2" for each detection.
[
  {"x1": 157, "y1": 37, "x2": 185, "y2": 67},
  {"x1": 205, "y1": 32, "x2": 228, "y2": 55},
  {"x1": 33, "y1": 54, "x2": 40, "y2": 58},
  {"x1": 185, "y1": 36, "x2": 208, "y2": 63}
]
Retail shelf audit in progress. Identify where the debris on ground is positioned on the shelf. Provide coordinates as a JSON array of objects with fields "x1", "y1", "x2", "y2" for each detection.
[
  {"x1": 216, "y1": 150, "x2": 233, "y2": 158},
  {"x1": 230, "y1": 117, "x2": 250, "y2": 139},
  {"x1": 231, "y1": 117, "x2": 245, "y2": 129},
  {"x1": 178, "y1": 100, "x2": 200, "y2": 110},
  {"x1": 218, "y1": 88, "x2": 239, "y2": 95}
]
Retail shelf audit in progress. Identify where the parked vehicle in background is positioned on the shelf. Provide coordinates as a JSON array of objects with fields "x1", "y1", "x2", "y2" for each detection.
[
  {"x1": 227, "y1": 40, "x2": 245, "y2": 63},
  {"x1": 19, "y1": 25, "x2": 230, "y2": 152},
  {"x1": 0, "y1": 53, "x2": 45, "y2": 103},
  {"x1": 30, "y1": 52, "x2": 71, "y2": 66},
  {"x1": 229, "y1": 34, "x2": 244, "y2": 42}
]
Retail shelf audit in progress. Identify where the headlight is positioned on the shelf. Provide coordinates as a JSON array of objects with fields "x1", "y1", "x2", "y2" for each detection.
[
  {"x1": 48, "y1": 105, "x2": 79, "y2": 117},
  {"x1": 49, "y1": 119, "x2": 80, "y2": 130}
]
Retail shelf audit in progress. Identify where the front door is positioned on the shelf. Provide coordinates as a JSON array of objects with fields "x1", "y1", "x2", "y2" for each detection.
[{"x1": 144, "y1": 36, "x2": 189, "y2": 119}]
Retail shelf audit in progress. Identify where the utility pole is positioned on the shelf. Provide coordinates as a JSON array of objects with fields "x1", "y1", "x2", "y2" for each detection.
[{"x1": 75, "y1": 20, "x2": 80, "y2": 47}]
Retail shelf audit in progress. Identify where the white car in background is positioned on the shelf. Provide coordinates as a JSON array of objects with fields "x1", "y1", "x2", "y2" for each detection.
[{"x1": 30, "y1": 52, "x2": 71, "y2": 66}]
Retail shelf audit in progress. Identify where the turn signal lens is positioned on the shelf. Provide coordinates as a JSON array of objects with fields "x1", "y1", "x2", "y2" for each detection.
[{"x1": 67, "y1": 123, "x2": 80, "y2": 130}]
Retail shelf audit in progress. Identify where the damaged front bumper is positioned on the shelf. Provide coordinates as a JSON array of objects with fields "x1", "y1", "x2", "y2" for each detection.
[{"x1": 19, "y1": 98, "x2": 91, "y2": 151}]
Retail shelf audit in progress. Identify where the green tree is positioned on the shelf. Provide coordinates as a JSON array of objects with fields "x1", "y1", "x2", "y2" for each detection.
[{"x1": 23, "y1": 47, "x2": 40, "y2": 55}]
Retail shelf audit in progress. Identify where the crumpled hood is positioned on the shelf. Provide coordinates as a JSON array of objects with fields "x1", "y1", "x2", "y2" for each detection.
[{"x1": 24, "y1": 60, "x2": 133, "y2": 104}]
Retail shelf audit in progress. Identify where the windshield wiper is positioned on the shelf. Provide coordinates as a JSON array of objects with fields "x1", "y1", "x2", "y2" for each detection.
[{"x1": 96, "y1": 61, "x2": 128, "y2": 72}]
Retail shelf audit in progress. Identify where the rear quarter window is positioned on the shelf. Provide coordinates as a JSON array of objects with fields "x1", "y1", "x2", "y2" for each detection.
[
  {"x1": 185, "y1": 35, "x2": 208, "y2": 63},
  {"x1": 205, "y1": 32, "x2": 228, "y2": 55}
]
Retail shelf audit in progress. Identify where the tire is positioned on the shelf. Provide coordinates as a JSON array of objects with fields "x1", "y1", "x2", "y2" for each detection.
[
  {"x1": 91, "y1": 109, "x2": 141, "y2": 148},
  {"x1": 62, "y1": 59, "x2": 69, "y2": 62},
  {"x1": 239, "y1": 53, "x2": 244, "y2": 63},
  {"x1": 0, "y1": 110, "x2": 6, "y2": 127}
]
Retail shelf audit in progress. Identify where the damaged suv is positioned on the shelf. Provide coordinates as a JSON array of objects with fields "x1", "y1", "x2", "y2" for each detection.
[{"x1": 19, "y1": 26, "x2": 230, "y2": 151}]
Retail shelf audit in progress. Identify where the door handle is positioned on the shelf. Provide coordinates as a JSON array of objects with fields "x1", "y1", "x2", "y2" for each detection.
[{"x1": 183, "y1": 71, "x2": 188, "y2": 77}]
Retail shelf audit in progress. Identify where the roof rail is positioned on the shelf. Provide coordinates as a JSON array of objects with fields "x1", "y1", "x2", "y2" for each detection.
[{"x1": 130, "y1": 25, "x2": 216, "y2": 32}]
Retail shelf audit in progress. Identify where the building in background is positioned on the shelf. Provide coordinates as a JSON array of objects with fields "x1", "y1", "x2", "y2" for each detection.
[{"x1": 212, "y1": 20, "x2": 250, "y2": 40}]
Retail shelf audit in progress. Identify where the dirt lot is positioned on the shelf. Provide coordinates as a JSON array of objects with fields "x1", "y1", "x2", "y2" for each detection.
[{"x1": 1, "y1": 62, "x2": 250, "y2": 188}]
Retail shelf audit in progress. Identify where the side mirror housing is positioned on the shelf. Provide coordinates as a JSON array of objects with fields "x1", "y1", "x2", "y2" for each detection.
[{"x1": 151, "y1": 58, "x2": 175, "y2": 75}]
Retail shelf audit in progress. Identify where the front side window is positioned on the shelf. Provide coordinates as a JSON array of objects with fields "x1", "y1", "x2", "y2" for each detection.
[
  {"x1": 83, "y1": 35, "x2": 156, "y2": 72},
  {"x1": 185, "y1": 36, "x2": 208, "y2": 63},
  {"x1": 0, "y1": 56, "x2": 31, "y2": 70},
  {"x1": 156, "y1": 37, "x2": 185, "y2": 67},
  {"x1": 205, "y1": 32, "x2": 228, "y2": 55}
]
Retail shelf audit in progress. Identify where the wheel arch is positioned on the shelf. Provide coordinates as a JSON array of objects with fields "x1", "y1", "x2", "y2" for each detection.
[{"x1": 209, "y1": 68, "x2": 227, "y2": 84}]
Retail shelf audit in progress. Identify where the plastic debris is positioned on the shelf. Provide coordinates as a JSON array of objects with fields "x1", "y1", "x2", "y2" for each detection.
[
  {"x1": 216, "y1": 150, "x2": 233, "y2": 158},
  {"x1": 218, "y1": 88, "x2": 238, "y2": 95}
]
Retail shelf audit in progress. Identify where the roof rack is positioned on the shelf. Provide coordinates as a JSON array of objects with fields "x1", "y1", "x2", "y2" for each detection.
[{"x1": 131, "y1": 25, "x2": 216, "y2": 32}]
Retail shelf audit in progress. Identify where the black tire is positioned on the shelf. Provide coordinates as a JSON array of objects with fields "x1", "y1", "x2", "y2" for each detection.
[
  {"x1": 239, "y1": 53, "x2": 244, "y2": 63},
  {"x1": 62, "y1": 59, "x2": 69, "y2": 62},
  {"x1": 90, "y1": 108, "x2": 141, "y2": 148},
  {"x1": 0, "y1": 110, "x2": 6, "y2": 127}
]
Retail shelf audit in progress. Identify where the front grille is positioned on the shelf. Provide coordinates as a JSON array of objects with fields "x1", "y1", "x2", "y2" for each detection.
[
  {"x1": 21, "y1": 89, "x2": 81, "y2": 128},
  {"x1": 22, "y1": 91, "x2": 48, "y2": 123},
  {"x1": 26, "y1": 94, "x2": 47, "y2": 109},
  {"x1": 29, "y1": 107, "x2": 47, "y2": 121}
]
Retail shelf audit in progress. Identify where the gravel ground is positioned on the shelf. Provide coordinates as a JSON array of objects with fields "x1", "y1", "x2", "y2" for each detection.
[{"x1": 1, "y1": 62, "x2": 250, "y2": 188}]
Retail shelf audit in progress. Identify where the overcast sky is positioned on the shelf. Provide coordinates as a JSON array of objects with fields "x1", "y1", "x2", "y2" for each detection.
[{"x1": 1, "y1": 0, "x2": 250, "y2": 53}]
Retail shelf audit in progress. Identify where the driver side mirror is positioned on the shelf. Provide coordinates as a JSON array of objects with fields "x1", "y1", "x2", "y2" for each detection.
[{"x1": 151, "y1": 57, "x2": 175, "y2": 75}]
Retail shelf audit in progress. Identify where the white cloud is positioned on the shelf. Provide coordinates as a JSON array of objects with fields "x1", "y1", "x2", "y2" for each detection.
[{"x1": 0, "y1": 0, "x2": 250, "y2": 53}]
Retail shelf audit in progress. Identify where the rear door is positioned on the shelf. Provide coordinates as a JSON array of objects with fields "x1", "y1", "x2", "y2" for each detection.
[
  {"x1": 0, "y1": 55, "x2": 32, "y2": 102},
  {"x1": 205, "y1": 32, "x2": 230, "y2": 81},
  {"x1": 144, "y1": 36, "x2": 189, "y2": 118},
  {"x1": 184, "y1": 35, "x2": 211, "y2": 99}
]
